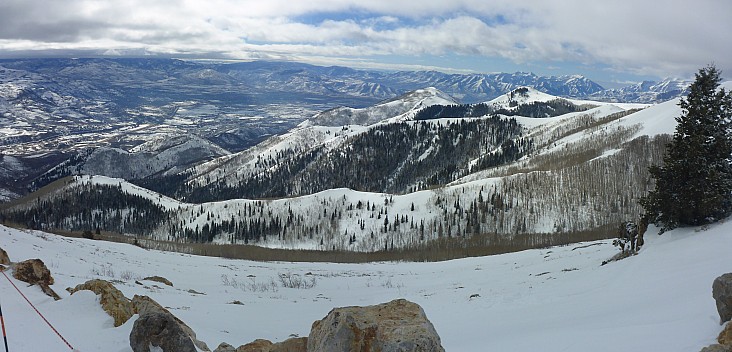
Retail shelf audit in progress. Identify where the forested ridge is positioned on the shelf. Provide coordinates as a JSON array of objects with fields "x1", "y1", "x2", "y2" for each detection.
[{"x1": 163, "y1": 116, "x2": 530, "y2": 202}]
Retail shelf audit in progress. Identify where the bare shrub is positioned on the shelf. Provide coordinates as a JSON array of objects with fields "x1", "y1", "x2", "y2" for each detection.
[
  {"x1": 90, "y1": 264, "x2": 115, "y2": 278},
  {"x1": 120, "y1": 270, "x2": 139, "y2": 281},
  {"x1": 278, "y1": 272, "x2": 316, "y2": 289},
  {"x1": 221, "y1": 274, "x2": 278, "y2": 292}
]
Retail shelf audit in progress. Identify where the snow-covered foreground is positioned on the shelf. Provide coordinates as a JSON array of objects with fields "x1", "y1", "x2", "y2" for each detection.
[{"x1": 0, "y1": 222, "x2": 729, "y2": 352}]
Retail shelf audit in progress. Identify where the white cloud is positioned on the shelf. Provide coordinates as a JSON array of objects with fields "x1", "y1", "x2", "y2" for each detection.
[{"x1": 0, "y1": 0, "x2": 729, "y2": 78}]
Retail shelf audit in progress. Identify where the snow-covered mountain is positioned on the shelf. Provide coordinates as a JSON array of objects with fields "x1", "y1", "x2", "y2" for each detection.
[
  {"x1": 487, "y1": 86, "x2": 566, "y2": 109},
  {"x1": 381, "y1": 71, "x2": 606, "y2": 102},
  {"x1": 173, "y1": 87, "x2": 460, "y2": 194},
  {"x1": 1, "y1": 87, "x2": 682, "y2": 252},
  {"x1": 307, "y1": 87, "x2": 459, "y2": 127},
  {"x1": 31, "y1": 131, "x2": 231, "y2": 189},
  {"x1": 589, "y1": 78, "x2": 691, "y2": 103},
  {"x1": 0, "y1": 58, "x2": 693, "y2": 200}
]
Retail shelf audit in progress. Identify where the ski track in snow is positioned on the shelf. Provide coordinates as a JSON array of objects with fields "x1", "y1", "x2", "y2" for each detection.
[{"x1": 0, "y1": 222, "x2": 730, "y2": 351}]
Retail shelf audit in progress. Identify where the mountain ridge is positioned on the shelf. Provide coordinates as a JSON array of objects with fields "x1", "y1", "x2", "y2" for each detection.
[{"x1": 1, "y1": 86, "x2": 677, "y2": 252}]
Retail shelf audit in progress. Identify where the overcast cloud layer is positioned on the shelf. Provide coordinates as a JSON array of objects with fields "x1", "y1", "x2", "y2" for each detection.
[{"x1": 0, "y1": 0, "x2": 729, "y2": 81}]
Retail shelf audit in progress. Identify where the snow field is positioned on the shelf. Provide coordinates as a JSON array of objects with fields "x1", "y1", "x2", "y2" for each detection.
[{"x1": 0, "y1": 220, "x2": 729, "y2": 351}]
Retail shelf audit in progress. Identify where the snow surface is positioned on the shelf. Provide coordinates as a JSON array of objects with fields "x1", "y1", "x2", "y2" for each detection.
[
  {"x1": 614, "y1": 97, "x2": 681, "y2": 137},
  {"x1": 0, "y1": 221, "x2": 729, "y2": 351}
]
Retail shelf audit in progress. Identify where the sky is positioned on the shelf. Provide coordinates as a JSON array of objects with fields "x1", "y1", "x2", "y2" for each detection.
[{"x1": 0, "y1": 0, "x2": 730, "y2": 86}]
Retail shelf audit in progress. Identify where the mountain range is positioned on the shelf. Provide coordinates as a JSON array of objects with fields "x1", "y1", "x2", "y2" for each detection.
[
  {"x1": 1, "y1": 83, "x2": 687, "y2": 252},
  {"x1": 0, "y1": 58, "x2": 690, "y2": 200}
]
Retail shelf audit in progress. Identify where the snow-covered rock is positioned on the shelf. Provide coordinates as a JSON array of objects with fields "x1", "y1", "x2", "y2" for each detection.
[{"x1": 68, "y1": 279, "x2": 134, "y2": 327}]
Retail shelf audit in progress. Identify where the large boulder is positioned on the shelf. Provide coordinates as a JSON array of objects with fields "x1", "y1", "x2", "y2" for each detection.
[
  {"x1": 130, "y1": 312, "x2": 197, "y2": 352},
  {"x1": 0, "y1": 246, "x2": 9, "y2": 267},
  {"x1": 132, "y1": 295, "x2": 210, "y2": 351},
  {"x1": 270, "y1": 337, "x2": 307, "y2": 352},
  {"x1": 307, "y1": 299, "x2": 444, "y2": 352},
  {"x1": 228, "y1": 337, "x2": 307, "y2": 352},
  {"x1": 214, "y1": 342, "x2": 237, "y2": 352},
  {"x1": 68, "y1": 279, "x2": 134, "y2": 327},
  {"x1": 700, "y1": 344, "x2": 732, "y2": 352},
  {"x1": 236, "y1": 339, "x2": 273, "y2": 352},
  {"x1": 720, "y1": 322, "x2": 732, "y2": 346},
  {"x1": 13, "y1": 258, "x2": 53, "y2": 285},
  {"x1": 714, "y1": 273, "x2": 732, "y2": 323},
  {"x1": 13, "y1": 259, "x2": 59, "y2": 300}
]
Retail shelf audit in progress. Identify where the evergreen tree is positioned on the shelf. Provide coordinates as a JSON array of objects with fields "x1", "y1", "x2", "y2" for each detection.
[{"x1": 641, "y1": 65, "x2": 732, "y2": 232}]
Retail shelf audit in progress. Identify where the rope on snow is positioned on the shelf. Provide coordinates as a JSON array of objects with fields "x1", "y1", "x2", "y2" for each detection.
[
  {"x1": 0, "y1": 294, "x2": 9, "y2": 352},
  {"x1": 0, "y1": 269, "x2": 76, "y2": 351}
]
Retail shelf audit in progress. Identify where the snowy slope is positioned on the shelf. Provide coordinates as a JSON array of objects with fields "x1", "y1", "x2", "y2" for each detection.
[{"x1": 0, "y1": 221, "x2": 729, "y2": 351}]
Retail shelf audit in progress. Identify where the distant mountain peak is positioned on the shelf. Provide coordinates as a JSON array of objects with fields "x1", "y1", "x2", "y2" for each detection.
[
  {"x1": 589, "y1": 77, "x2": 691, "y2": 103},
  {"x1": 308, "y1": 87, "x2": 458, "y2": 127}
]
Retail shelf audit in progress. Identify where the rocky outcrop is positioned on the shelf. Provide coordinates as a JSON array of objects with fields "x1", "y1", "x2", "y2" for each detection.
[
  {"x1": 0, "y1": 246, "x2": 9, "y2": 268},
  {"x1": 236, "y1": 339, "x2": 274, "y2": 352},
  {"x1": 270, "y1": 337, "x2": 307, "y2": 352},
  {"x1": 714, "y1": 273, "x2": 732, "y2": 323},
  {"x1": 68, "y1": 279, "x2": 134, "y2": 327},
  {"x1": 700, "y1": 344, "x2": 732, "y2": 352},
  {"x1": 214, "y1": 342, "x2": 237, "y2": 352},
  {"x1": 703, "y1": 275, "x2": 732, "y2": 352},
  {"x1": 13, "y1": 259, "x2": 60, "y2": 300},
  {"x1": 132, "y1": 295, "x2": 210, "y2": 351},
  {"x1": 719, "y1": 322, "x2": 732, "y2": 346},
  {"x1": 130, "y1": 312, "x2": 197, "y2": 352},
  {"x1": 216, "y1": 299, "x2": 440, "y2": 352},
  {"x1": 13, "y1": 258, "x2": 53, "y2": 285},
  {"x1": 307, "y1": 298, "x2": 444, "y2": 352},
  {"x1": 222, "y1": 337, "x2": 307, "y2": 352},
  {"x1": 143, "y1": 275, "x2": 173, "y2": 287}
]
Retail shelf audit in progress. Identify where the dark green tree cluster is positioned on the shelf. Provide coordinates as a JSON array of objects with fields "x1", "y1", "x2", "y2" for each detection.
[
  {"x1": 641, "y1": 65, "x2": 732, "y2": 233},
  {"x1": 2, "y1": 183, "x2": 169, "y2": 235},
  {"x1": 184, "y1": 117, "x2": 528, "y2": 202},
  {"x1": 414, "y1": 98, "x2": 587, "y2": 120}
]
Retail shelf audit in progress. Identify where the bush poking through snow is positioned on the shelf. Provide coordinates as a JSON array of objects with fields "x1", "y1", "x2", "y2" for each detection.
[
  {"x1": 612, "y1": 221, "x2": 643, "y2": 255},
  {"x1": 120, "y1": 270, "x2": 140, "y2": 281},
  {"x1": 278, "y1": 272, "x2": 317, "y2": 289},
  {"x1": 221, "y1": 274, "x2": 278, "y2": 292}
]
